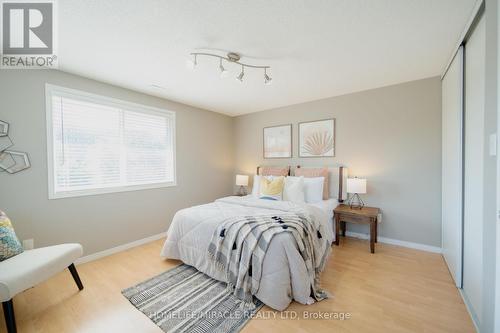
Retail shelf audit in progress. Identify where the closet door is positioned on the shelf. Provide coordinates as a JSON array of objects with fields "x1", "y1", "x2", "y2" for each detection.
[
  {"x1": 441, "y1": 46, "x2": 464, "y2": 288},
  {"x1": 463, "y1": 15, "x2": 485, "y2": 324}
]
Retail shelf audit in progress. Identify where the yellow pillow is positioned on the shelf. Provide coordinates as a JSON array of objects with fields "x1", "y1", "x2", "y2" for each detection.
[{"x1": 259, "y1": 176, "x2": 284, "y2": 200}]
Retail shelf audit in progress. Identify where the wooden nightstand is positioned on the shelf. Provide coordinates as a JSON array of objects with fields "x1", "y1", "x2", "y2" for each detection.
[{"x1": 334, "y1": 204, "x2": 380, "y2": 253}]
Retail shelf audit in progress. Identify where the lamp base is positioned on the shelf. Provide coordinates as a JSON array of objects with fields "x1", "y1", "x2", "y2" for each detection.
[
  {"x1": 237, "y1": 186, "x2": 247, "y2": 196},
  {"x1": 347, "y1": 193, "x2": 365, "y2": 209}
]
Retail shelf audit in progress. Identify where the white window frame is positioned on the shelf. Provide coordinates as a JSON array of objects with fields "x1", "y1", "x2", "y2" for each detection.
[{"x1": 45, "y1": 84, "x2": 176, "y2": 199}]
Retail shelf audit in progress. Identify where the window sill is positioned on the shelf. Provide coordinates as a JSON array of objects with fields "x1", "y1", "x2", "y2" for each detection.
[{"x1": 48, "y1": 181, "x2": 177, "y2": 199}]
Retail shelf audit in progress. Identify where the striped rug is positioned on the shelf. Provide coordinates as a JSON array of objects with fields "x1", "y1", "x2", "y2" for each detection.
[{"x1": 122, "y1": 264, "x2": 263, "y2": 333}]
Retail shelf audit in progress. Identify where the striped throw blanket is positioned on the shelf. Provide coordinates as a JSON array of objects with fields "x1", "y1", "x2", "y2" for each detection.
[{"x1": 207, "y1": 212, "x2": 330, "y2": 308}]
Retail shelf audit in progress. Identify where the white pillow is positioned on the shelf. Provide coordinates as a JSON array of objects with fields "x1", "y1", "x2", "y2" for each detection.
[
  {"x1": 251, "y1": 175, "x2": 261, "y2": 197},
  {"x1": 303, "y1": 177, "x2": 325, "y2": 203},
  {"x1": 283, "y1": 176, "x2": 305, "y2": 203}
]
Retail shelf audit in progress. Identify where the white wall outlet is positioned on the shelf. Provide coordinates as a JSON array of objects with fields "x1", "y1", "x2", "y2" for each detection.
[
  {"x1": 377, "y1": 213, "x2": 382, "y2": 223},
  {"x1": 489, "y1": 133, "x2": 497, "y2": 156},
  {"x1": 22, "y1": 239, "x2": 34, "y2": 250}
]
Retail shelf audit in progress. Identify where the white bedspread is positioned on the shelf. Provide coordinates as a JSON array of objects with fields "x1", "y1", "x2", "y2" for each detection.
[{"x1": 161, "y1": 196, "x2": 334, "y2": 310}]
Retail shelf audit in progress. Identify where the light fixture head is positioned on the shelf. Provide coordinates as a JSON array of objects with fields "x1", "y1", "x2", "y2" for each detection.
[
  {"x1": 264, "y1": 69, "x2": 272, "y2": 85},
  {"x1": 237, "y1": 65, "x2": 244, "y2": 82},
  {"x1": 186, "y1": 54, "x2": 197, "y2": 70},
  {"x1": 219, "y1": 58, "x2": 228, "y2": 78}
]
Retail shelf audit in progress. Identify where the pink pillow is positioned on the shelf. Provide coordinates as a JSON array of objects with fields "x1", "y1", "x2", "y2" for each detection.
[
  {"x1": 294, "y1": 167, "x2": 329, "y2": 199},
  {"x1": 258, "y1": 166, "x2": 290, "y2": 176}
]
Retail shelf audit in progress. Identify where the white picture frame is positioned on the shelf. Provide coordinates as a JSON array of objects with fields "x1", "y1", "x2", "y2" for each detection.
[{"x1": 299, "y1": 119, "x2": 335, "y2": 157}]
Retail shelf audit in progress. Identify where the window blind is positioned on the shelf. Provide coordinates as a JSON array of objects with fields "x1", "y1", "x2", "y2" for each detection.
[{"x1": 47, "y1": 86, "x2": 175, "y2": 198}]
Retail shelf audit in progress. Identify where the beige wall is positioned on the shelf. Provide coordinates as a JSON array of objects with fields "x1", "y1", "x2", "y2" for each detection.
[
  {"x1": 0, "y1": 70, "x2": 234, "y2": 255},
  {"x1": 233, "y1": 77, "x2": 442, "y2": 247}
]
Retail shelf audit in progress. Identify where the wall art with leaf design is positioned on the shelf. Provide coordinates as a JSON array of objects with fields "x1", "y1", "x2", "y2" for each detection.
[{"x1": 298, "y1": 119, "x2": 335, "y2": 157}]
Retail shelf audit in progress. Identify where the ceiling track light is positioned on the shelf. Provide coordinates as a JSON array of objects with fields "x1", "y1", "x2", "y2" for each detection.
[{"x1": 189, "y1": 52, "x2": 272, "y2": 85}]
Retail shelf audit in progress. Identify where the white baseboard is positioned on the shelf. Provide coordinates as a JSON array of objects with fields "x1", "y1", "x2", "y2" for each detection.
[
  {"x1": 75, "y1": 232, "x2": 166, "y2": 265},
  {"x1": 344, "y1": 231, "x2": 442, "y2": 254},
  {"x1": 74, "y1": 230, "x2": 440, "y2": 265}
]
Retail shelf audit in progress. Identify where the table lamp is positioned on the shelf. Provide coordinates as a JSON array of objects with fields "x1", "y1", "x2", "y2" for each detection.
[
  {"x1": 346, "y1": 177, "x2": 367, "y2": 209},
  {"x1": 235, "y1": 174, "x2": 249, "y2": 196}
]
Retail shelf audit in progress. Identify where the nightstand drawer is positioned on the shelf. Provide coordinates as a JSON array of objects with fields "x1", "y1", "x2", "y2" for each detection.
[{"x1": 338, "y1": 214, "x2": 368, "y2": 224}]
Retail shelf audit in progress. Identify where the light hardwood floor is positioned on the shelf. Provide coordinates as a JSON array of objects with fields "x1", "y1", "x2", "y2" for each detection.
[{"x1": 2, "y1": 238, "x2": 475, "y2": 333}]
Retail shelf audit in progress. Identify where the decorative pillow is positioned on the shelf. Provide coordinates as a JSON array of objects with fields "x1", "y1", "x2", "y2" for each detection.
[
  {"x1": 0, "y1": 210, "x2": 24, "y2": 262},
  {"x1": 252, "y1": 175, "x2": 274, "y2": 197},
  {"x1": 302, "y1": 177, "x2": 325, "y2": 203},
  {"x1": 258, "y1": 166, "x2": 290, "y2": 176},
  {"x1": 259, "y1": 176, "x2": 285, "y2": 200},
  {"x1": 283, "y1": 176, "x2": 305, "y2": 203},
  {"x1": 294, "y1": 167, "x2": 329, "y2": 199}
]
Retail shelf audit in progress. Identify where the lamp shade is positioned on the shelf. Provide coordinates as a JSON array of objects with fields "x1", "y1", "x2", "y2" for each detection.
[
  {"x1": 235, "y1": 175, "x2": 249, "y2": 186},
  {"x1": 346, "y1": 178, "x2": 367, "y2": 194}
]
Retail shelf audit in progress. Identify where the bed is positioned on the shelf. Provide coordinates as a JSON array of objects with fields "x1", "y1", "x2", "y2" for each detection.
[{"x1": 161, "y1": 166, "x2": 347, "y2": 310}]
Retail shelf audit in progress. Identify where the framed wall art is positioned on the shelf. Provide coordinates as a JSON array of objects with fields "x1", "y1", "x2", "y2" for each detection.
[
  {"x1": 299, "y1": 119, "x2": 335, "y2": 157},
  {"x1": 263, "y1": 124, "x2": 292, "y2": 159}
]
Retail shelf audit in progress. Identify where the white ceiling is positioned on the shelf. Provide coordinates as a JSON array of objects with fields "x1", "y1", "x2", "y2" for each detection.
[{"x1": 58, "y1": 0, "x2": 477, "y2": 116}]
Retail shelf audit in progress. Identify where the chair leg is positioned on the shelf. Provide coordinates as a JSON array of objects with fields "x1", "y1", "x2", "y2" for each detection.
[
  {"x1": 68, "y1": 263, "x2": 84, "y2": 291},
  {"x1": 2, "y1": 299, "x2": 16, "y2": 333}
]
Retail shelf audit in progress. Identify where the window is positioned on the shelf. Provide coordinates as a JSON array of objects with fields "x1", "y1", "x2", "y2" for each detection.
[{"x1": 46, "y1": 84, "x2": 176, "y2": 199}]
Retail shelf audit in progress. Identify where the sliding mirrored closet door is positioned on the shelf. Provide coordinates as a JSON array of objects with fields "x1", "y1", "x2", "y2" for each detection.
[
  {"x1": 463, "y1": 14, "x2": 485, "y2": 325},
  {"x1": 441, "y1": 12, "x2": 485, "y2": 326}
]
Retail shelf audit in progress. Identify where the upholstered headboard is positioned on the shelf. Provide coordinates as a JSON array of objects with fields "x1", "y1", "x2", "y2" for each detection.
[
  {"x1": 256, "y1": 166, "x2": 291, "y2": 176},
  {"x1": 255, "y1": 165, "x2": 348, "y2": 202},
  {"x1": 295, "y1": 166, "x2": 348, "y2": 202}
]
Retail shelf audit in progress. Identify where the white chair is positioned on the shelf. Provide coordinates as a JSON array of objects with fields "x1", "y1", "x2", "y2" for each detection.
[{"x1": 0, "y1": 243, "x2": 84, "y2": 333}]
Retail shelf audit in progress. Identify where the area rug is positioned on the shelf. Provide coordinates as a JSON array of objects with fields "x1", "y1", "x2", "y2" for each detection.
[{"x1": 122, "y1": 264, "x2": 264, "y2": 333}]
